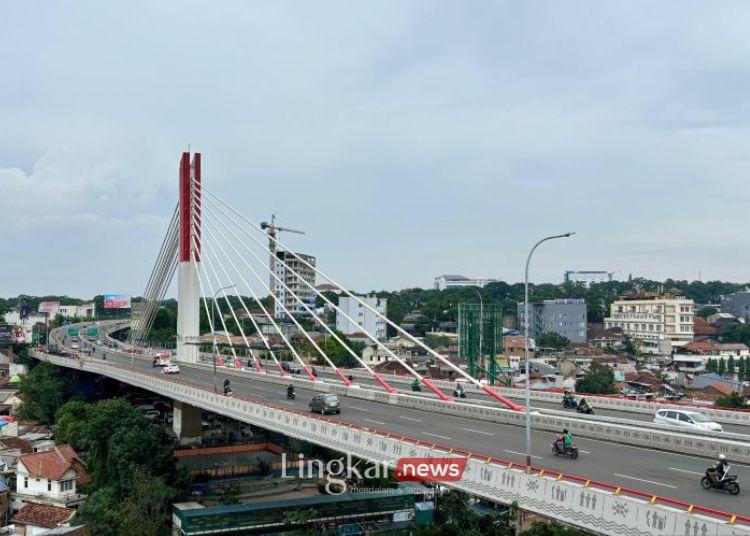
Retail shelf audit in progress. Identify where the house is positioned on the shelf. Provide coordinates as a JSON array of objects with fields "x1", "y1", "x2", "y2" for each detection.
[
  {"x1": 679, "y1": 340, "x2": 716, "y2": 354},
  {"x1": 683, "y1": 373, "x2": 743, "y2": 398},
  {"x1": 716, "y1": 343, "x2": 750, "y2": 358},
  {"x1": 13, "y1": 446, "x2": 90, "y2": 510},
  {"x1": 706, "y1": 313, "x2": 739, "y2": 330},
  {"x1": 0, "y1": 437, "x2": 33, "y2": 471},
  {"x1": 693, "y1": 317, "x2": 718, "y2": 342},
  {"x1": 11, "y1": 502, "x2": 76, "y2": 535},
  {"x1": 361, "y1": 346, "x2": 392, "y2": 366},
  {"x1": 587, "y1": 324, "x2": 626, "y2": 349}
]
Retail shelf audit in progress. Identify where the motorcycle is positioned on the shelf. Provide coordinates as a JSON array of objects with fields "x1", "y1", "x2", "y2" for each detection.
[
  {"x1": 701, "y1": 470, "x2": 740, "y2": 495},
  {"x1": 453, "y1": 389, "x2": 467, "y2": 399},
  {"x1": 576, "y1": 401, "x2": 594, "y2": 415},
  {"x1": 411, "y1": 380, "x2": 422, "y2": 392},
  {"x1": 562, "y1": 396, "x2": 576, "y2": 409},
  {"x1": 552, "y1": 436, "x2": 579, "y2": 459},
  {"x1": 287, "y1": 390, "x2": 296, "y2": 400}
]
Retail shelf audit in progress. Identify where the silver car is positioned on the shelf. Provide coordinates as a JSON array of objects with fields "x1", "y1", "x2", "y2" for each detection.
[{"x1": 653, "y1": 409, "x2": 723, "y2": 432}]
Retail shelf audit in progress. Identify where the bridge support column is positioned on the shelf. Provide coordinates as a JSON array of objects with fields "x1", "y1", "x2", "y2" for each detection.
[
  {"x1": 173, "y1": 400, "x2": 202, "y2": 446},
  {"x1": 176, "y1": 152, "x2": 201, "y2": 363}
]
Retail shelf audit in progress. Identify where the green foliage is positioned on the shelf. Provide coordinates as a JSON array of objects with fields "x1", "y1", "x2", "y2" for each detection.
[
  {"x1": 55, "y1": 399, "x2": 175, "y2": 490},
  {"x1": 706, "y1": 358, "x2": 718, "y2": 373},
  {"x1": 424, "y1": 334, "x2": 453, "y2": 350},
  {"x1": 696, "y1": 306, "x2": 718, "y2": 319},
  {"x1": 537, "y1": 332, "x2": 570, "y2": 351},
  {"x1": 727, "y1": 355, "x2": 735, "y2": 374},
  {"x1": 17, "y1": 362, "x2": 78, "y2": 424},
  {"x1": 520, "y1": 521, "x2": 593, "y2": 535},
  {"x1": 718, "y1": 358, "x2": 726, "y2": 376},
  {"x1": 715, "y1": 391, "x2": 746, "y2": 409},
  {"x1": 720, "y1": 323, "x2": 750, "y2": 346},
  {"x1": 575, "y1": 362, "x2": 616, "y2": 395},
  {"x1": 296, "y1": 329, "x2": 364, "y2": 367}
]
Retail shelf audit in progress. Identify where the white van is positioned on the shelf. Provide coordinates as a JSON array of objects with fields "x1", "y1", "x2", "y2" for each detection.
[{"x1": 653, "y1": 408, "x2": 723, "y2": 432}]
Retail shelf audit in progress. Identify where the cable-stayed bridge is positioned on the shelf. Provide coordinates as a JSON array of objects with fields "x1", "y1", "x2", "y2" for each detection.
[{"x1": 34, "y1": 152, "x2": 750, "y2": 535}]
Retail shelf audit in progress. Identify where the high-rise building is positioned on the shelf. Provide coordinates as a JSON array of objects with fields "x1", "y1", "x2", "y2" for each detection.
[
  {"x1": 721, "y1": 291, "x2": 750, "y2": 321},
  {"x1": 517, "y1": 299, "x2": 587, "y2": 343},
  {"x1": 336, "y1": 296, "x2": 388, "y2": 341},
  {"x1": 604, "y1": 292, "x2": 694, "y2": 354},
  {"x1": 434, "y1": 274, "x2": 497, "y2": 291},
  {"x1": 273, "y1": 251, "x2": 316, "y2": 318},
  {"x1": 563, "y1": 270, "x2": 612, "y2": 286}
]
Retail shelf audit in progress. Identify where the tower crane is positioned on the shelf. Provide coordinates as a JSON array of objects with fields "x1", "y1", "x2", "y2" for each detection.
[{"x1": 260, "y1": 214, "x2": 305, "y2": 317}]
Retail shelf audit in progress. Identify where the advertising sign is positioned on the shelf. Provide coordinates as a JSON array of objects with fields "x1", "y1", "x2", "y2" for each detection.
[
  {"x1": 103, "y1": 295, "x2": 131, "y2": 309},
  {"x1": 38, "y1": 301, "x2": 60, "y2": 314},
  {"x1": 9, "y1": 325, "x2": 31, "y2": 344}
]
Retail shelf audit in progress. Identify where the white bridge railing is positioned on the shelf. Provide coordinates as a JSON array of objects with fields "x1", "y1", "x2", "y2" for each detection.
[{"x1": 32, "y1": 350, "x2": 750, "y2": 536}]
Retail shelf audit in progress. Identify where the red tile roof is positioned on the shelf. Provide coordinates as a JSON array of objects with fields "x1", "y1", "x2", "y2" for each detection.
[
  {"x1": 0, "y1": 436, "x2": 33, "y2": 454},
  {"x1": 681, "y1": 341, "x2": 716, "y2": 353},
  {"x1": 694, "y1": 317, "x2": 719, "y2": 336},
  {"x1": 18, "y1": 445, "x2": 91, "y2": 484},
  {"x1": 718, "y1": 343, "x2": 749, "y2": 351},
  {"x1": 710, "y1": 381, "x2": 734, "y2": 396},
  {"x1": 11, "y1": 503, "x2": 75, "y2": 528}
]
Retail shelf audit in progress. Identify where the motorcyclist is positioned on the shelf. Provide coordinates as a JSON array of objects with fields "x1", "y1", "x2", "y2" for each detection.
[
  {"x1": 555, "y1": 428, "x2": 573, "y2": 453},
  {"x1": 223, "y1": 378, "x2": 231, "y2": 395},
  {"x1": 577, "y1": 397, "x2": 590, "y2": 412},
  {"x1": 287, "y1": 384, "x2": 295, "y2": 398},
  {"x1": 455, "y1": 382, "x2": 465, "y2": 397},
  {"x1": 411, "y1": 378, "x2": 421, "y2": 391},
  {"x1": 708, "y1": 454, "x2": 730, "y2": 484},
  {"x1": 563, "y1": 390, "x2": 575, "y2": 407}
]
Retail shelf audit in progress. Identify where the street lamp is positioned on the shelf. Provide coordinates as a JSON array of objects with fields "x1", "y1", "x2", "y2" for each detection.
[
  {"x1": 524, "y1": 232, "x2": 575, "y2": 467},
  {"x1": 470, "y1": 288, "x2": 483, "y2": 371},
  {"x1": 211, "y1": 284, "x2": 236, "y2": 392}
]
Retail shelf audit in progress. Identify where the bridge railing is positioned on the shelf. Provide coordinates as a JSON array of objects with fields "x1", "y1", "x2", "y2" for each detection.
[{"x1": 32, "y1": 349, "x2": 750, "y2": 536}]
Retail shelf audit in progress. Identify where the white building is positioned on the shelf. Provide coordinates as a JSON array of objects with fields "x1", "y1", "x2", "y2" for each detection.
[
  {"x1": 13, "y1": 446, "x2": 89, "y2": 510},
  {"x1": 336, "y1": 296, "x2": 387, "y2": 341},
  {"x1": 604, "y1": 293, "x2": 694, "y2": 354},
  {"x1": 273, "y1": 251, "x2": 316, "y2": 318},
  {"x1": 434, "y1": 274, "x2": 497, "y2": 291},
  {"x1": 564, "y1": 270, "x2": 612, "y2": 286}
]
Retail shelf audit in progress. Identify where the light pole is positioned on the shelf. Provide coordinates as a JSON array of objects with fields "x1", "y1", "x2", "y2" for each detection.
[
  {"x1": 211, "y1": 284, "x2": 236, "y2": 392},
  {"x1": 524, "y1": 232, "x2": 575, "y2": 467},
  {"x1": 471, "y1": 288, "x2": 483, "y2": 373}
]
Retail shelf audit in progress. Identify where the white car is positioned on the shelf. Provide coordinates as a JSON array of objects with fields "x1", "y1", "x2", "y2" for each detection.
[
  {"x1": 162, "y1": 363, "x2": 180, "y2": 374},
  {"x1": 653, "y1": 409, "x2": 723, "y2": 432}
]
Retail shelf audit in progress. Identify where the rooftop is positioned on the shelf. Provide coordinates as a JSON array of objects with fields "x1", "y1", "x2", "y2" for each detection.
[
  {"x1": 18, "y1": 445, "x2": 91, "y2": 484},
  {"x1": 11, "y1": 503, "x2": 76, "y2": 528}
]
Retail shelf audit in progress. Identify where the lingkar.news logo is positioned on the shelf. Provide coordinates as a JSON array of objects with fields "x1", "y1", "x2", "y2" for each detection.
[{"x1": 395, "y1": 458, "x2": 468, "y2": 482}]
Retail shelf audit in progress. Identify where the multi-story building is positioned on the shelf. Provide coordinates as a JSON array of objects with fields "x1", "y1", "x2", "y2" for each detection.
[
  {"x1": 434, "y1": 274, "x2": 497, "y2": 291},
  {"x1": 273, "y1": 251, "x2": 316, "y2": 318},
  {"x1": 563, "y1": 270, "x2": 612, "y2": 286},
  {"x1": 604, "y1": 292, "x2": 694, "y2": 354},
  {"x1": 721, "y1": 291, "x2": 750, "y2": 321},
  {"x1": 516, "y1": 299, "x2": 587, "y2": 343},
  {"x1": 336, "y1": 296, "x2": 387, "y2": 341}
]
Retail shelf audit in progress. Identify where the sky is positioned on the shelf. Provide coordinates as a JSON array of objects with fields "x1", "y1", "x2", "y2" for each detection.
[{"x1": 2, "y1": 1, "x2": 750, "y2": 298}]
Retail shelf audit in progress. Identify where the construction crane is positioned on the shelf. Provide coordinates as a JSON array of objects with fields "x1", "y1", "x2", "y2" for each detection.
[{"x1": 260, "y1": 214, "x2": 305, "y2": 318}]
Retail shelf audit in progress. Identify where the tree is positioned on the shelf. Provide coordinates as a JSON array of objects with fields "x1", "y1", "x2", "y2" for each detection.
[
  {"x1": 622, "y1": 338, "x2": 640, "y2": 357},
  {"x1": 696, "y1": 306, "x2": 718, "y2": 319},
  {"x1": 118, "y1": 469, "x2": 175, "y2": 536},
  {"x1": 727, "y1": 355, "x2": 736, "y2": 375},
  {"x1": 76, "y1": 486, "x2": 123, "y2": 536},
  {"x1": 720, "y1": 323, "x2": 750, "y2": 346},
  {"x1": 537, "y1": 332, "x2": 570, "y2": 351},
  {"x1": 17, "y1": 362, "x2": 77, "y2": 424},
  {"x1": 715, "y1": 391, "x2": 746, "y2": 409},
  {"x1": 706, "y1": 358, "x2": 717, "y2": 373},
  {"x1": 718, "y1": 358, "x2": 727, "y2": 376},
  {"x1": 575, "y1": 362, "x2": 616, "y2": 395},
  {"x1": 738, "y1": 357, "x2": 746, "y2": 382}
]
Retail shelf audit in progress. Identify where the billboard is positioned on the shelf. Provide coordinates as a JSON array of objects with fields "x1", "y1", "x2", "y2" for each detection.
[
  {"x1": 0, "y1": 324, "x2": 31, "y2": 344},
  {"x1": 103, "y1": 295, "x2": 131, "y2": 309},
  {"x1": 39, "y1": 301, "x2": 60, "y2": 314}
]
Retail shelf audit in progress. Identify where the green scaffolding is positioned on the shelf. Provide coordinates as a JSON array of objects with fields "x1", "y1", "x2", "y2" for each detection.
[{"x1": 458, "y1": 302, "x2": 509, "y2": 385}]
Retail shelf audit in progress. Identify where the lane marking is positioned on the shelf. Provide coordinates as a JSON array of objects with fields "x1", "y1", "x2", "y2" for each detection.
[
  {"x1": 462, "y1": 428, "x2": 494, "y2": 436},
  {"x1": 578, "y1": 450, "x2": 591, "y2": 454},
  {"x1": 350, "y1": 406, "x2": 369, "y2": 412},
  {"x1": 668, "y1": 467, "x2": 704, "y2": 476},
  {"x1": 399, "y1": 416, "x2": 422, "y2": 422},
  {"x1": 504, "y1": 450, "x2": 542, "y2": 460},
  {"x1": 364, "y1": 419, "x2": 386, "y2": 426},
  {"x1": 614, "y1": 473, "x2": 677, "y2": 489},
  {"x1": 423, "y1": 432, "x2": 452, "y2": 440}
]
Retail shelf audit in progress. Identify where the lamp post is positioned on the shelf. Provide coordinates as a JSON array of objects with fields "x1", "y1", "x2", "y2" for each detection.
[
  {"x1": 471, "y1": 288, "x2": 484, "y2": 371},
  {"x1": 211, "y1": 284, "x2": 236, "y2": 392},
  {"x1": 524, "y1": 232, "x2": 575, "y2": 467}
]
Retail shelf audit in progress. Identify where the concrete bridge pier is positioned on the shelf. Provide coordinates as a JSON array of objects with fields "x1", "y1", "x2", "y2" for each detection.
[{"x1": 173, "y1": 400, "x2": 202, "y2": 446}]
